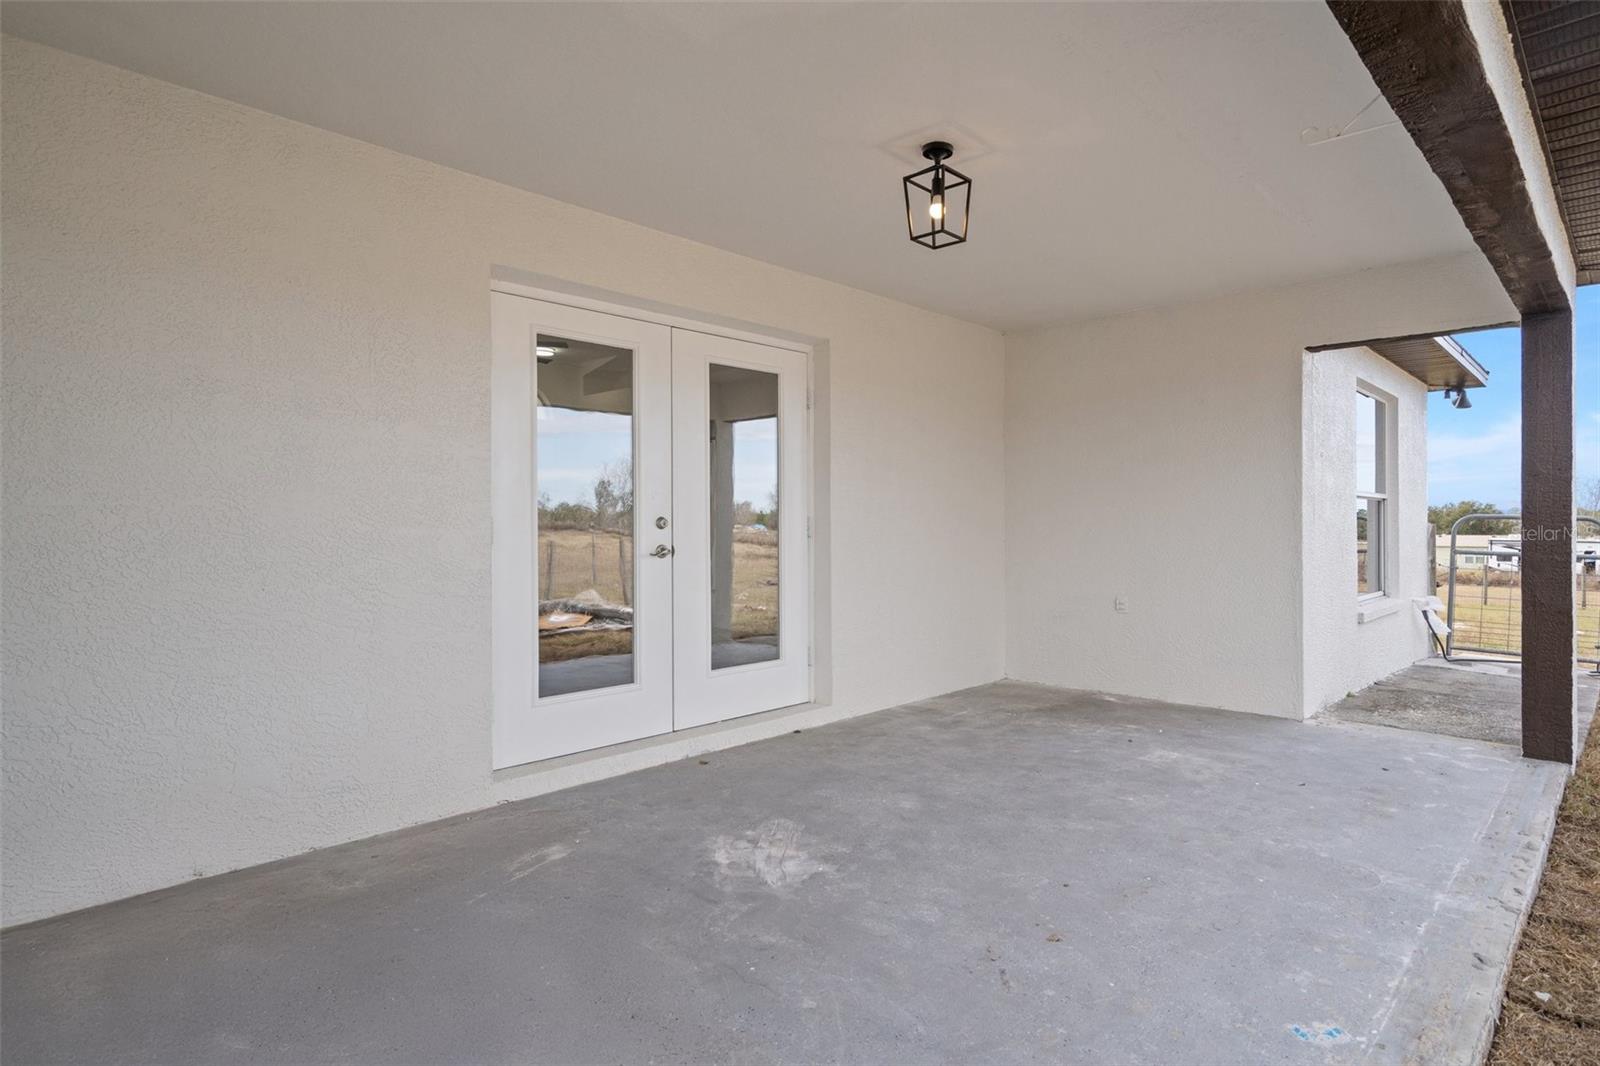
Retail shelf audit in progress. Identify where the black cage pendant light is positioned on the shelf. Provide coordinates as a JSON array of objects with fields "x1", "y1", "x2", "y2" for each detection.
[{"x1": 903, "y1": 141, "x2": 971, "y2": 249}]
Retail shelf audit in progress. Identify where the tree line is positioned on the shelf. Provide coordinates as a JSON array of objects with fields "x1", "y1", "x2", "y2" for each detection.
[
  {"x1": 1429, "y1": 480, "x2": 1600, "y2": 536},
  {"x1": 539, "y1": 460, "x2": 633, "y2": 532},
  {"x1": 538, "y1": 462, "x2": 778, "y2": 531}
]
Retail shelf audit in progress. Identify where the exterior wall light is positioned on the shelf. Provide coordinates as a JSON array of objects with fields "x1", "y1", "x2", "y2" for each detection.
[
  {"x1": 904, "y1": 141, "x2": 971, "y2": 249},
  {"x1": 1445, "y1": 386, "x2": 1472, "y2": 409}
]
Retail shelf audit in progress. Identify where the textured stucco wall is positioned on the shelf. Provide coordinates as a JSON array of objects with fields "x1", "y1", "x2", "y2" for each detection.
[
  {"x1": 1300, "y1": 347, "x2": 1433, "y2": 717},
  {"x1": 0, "y1": 37, "x2": 1006, "y2": 925},
  {"x1": 1003, "y1": 257, "x2": 1512, "y2": 719}
]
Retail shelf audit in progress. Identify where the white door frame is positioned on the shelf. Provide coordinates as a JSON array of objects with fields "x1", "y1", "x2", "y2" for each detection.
[
  {"x1": 490, "y1": 282, "x2": 814, "y2": 770},
  {"x1": 491, "y1": 293, "x2": 674, "y2": 768},
  {"x1": 670, "y1": 330, "x2": 810, "y2": 728},
  {"x1": 491, "y1": 280, "x2": 815, "y2": 357}
]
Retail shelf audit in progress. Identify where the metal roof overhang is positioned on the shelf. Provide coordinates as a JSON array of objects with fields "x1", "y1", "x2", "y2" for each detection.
[{"x1": 1508, "y1": 1, "x2": 1600, "y2": 288}]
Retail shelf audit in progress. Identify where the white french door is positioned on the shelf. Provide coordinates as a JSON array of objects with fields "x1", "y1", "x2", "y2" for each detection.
[
  {"x1": 491, "y1": 292, "x2": 809, "y2": 769},
  {"x1": 670, "y1": 330, "x2": 809, "y2": 728},
  {"x1": 491, "y1": 294, "x2": 674, "y2": 765}
]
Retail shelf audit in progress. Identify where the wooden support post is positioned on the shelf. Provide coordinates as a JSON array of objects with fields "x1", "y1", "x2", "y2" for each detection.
[
  {"x1": 1327, "y1": 1, "x2": 1583, "y2": 759},
  {"x1": 1521, "y1": 309, "x2": 1575, "y2": 764}
]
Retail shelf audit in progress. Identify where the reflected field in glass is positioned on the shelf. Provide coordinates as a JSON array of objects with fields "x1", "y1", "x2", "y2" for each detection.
[
  {"x1": 535, "y1": 334, "x2": 636, "y2": 696},
  {"x1": 708, "y1": 364, "x2": 780, "y2": 670}
]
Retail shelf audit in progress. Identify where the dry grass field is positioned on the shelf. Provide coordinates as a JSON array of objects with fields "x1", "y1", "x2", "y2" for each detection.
[
  {"x1": 728, "y1": 530, "x2": 779, "y2": 640},
  {"x1": 538, "y1": 527, "x2": 634, "y2": 606},
  {"x1": 1487, "y1": 692, "x2": 1600, "y2": 1066},
  {"x1": 1438, "y1": 575, "x2": 1600, "y2": 663},
  {"x1": 537, "y1": 527, "x2": 778, "y2": 662}
]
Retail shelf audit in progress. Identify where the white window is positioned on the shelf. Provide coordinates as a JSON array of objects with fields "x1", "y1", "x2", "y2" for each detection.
[{"x1": 1356, "y1": 389, "x2": 1388, "y2": 597}]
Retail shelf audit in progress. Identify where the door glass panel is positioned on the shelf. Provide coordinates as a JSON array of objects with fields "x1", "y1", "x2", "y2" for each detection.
[
  {"x1": 535, "y1": 334, "x2": 635, "y2": 696},
  {"x1": 708, "y1": 364, "x2": 780, "y2": 669}
]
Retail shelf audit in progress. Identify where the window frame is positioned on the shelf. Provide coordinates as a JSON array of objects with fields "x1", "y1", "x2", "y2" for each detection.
[{"x1": 1356, "y1": 386, "x2": 1392, "y2": 602}]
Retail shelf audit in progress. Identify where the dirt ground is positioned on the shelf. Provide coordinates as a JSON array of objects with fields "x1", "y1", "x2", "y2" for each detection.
[{"x1": 1487, "y1": 692, "x2": 1600, "y2": 1066}]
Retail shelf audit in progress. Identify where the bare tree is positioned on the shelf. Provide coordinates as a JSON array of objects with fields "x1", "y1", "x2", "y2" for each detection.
[
  {"x1": 593, "y1": 459, "x2": 634, "y2": 531},
  {"x1": 1580, "y1": 476, "x2": 1600, "y2": 515}
]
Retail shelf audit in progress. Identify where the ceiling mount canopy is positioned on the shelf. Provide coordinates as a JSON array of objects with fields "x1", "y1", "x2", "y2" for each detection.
[{"x1": 903, "y1": 140, "x2": 971, "y2": 249}]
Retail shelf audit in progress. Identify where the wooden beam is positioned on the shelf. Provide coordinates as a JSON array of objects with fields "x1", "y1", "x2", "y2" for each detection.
[
  {"x1": 1520, "y1": 308, "x2": 1575, "y2": 765},
  {"x1": 1326, "y1": 1, "x2": 1571, "y2": 314}
]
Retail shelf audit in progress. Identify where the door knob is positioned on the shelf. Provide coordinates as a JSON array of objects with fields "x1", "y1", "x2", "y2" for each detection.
[{"x1": 650, "y1": 544, "x2": 674, "y2": 558}]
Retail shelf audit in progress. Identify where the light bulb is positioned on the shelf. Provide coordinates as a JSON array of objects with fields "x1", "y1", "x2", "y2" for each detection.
[{"x1": 929, "y1": 199, "x2": 945, "y2": 221}]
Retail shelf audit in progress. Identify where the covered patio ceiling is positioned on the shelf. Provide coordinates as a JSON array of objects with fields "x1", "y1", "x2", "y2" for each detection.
[{"x1": 0, "y1": 1, "x2": 1493, "y2": 331}]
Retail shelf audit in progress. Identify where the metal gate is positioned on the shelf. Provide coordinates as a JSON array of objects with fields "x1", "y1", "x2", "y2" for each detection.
[{"x1": 1442, "y1": 513, "x2": 1600, "y2": 667}]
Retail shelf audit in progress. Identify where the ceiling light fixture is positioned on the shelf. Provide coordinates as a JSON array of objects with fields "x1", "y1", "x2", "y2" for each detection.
[
  {"x1": 903, "y1": 141, "x2": 970, "y2": 249},
  {"x1": 535, "y1": 340, "x2": 569, "y2": 363}
]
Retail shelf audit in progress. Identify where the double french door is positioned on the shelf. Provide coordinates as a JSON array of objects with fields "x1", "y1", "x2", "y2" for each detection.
[{"x1": 491, "y1": 292, "x2": 809, "y2": 768}]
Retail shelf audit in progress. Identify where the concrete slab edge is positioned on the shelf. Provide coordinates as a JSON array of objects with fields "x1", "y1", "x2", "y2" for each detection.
[{"x1": 1371, "y1": 758, "x2": 1568, "y2": 1065}]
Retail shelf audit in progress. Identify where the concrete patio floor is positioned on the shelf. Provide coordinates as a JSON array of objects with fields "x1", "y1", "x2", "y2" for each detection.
[
  {"x1": 1317, "y1": 658, "x2": 1600, "y2": 748},
  {"x1": 0, "y1": 681, "x2": 1573, "y2": 1065}
]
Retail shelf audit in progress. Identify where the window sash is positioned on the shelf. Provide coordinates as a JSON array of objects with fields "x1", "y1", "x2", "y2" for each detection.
[
  {"x1": 1356, "y1": 387, "x2": 1390, "y2": 600},
  {"x1": 1358, "y1": 493, "x2": 1386, "y2": 597}
]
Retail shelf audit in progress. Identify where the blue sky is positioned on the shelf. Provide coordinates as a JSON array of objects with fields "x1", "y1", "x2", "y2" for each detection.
[{"x1": 1431, "y1": 285, "x2": 1599, "y2": 508}]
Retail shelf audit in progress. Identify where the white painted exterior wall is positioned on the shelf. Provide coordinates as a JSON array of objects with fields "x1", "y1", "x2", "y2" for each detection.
[
  {"x1": 1, "y1": 36, "x2": 1520, "y2": 925},
  {"x1": 1002, "y1": 260, "x2": 1510, "y2": 720},
  {"x1": 0, "y1": 39, "x2": 1007, "y2": 925},
  {"x1": 1300, "y1": 347, "x2": 1433, "y2": 718}
]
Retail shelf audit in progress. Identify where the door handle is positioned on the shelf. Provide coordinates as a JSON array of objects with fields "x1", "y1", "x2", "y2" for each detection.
[{"x1": 650, "y1": 544, "x2": 674, "y2": 558}]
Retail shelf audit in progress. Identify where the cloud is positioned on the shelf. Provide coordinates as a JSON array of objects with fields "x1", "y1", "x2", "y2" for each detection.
[
  {"x1": 733, "y1": 418, "x2": 777, "y2": 442},
  {"x1": 1429, "y1": 415, "x2": 1521, "y2": 506},
  {"x1": 537, "y1": 409, "x2": 631, "y2": 434},
  {"x1": 1428, "y1": 414, "x2": 1519, "y2": 463},
  {"x1": 1579, "y1": 411, "x2": 1600, "y2": 483}
]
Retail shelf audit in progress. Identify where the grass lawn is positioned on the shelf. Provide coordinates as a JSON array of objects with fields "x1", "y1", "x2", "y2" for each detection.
[{"x1": 1487, "y1": 690, "x2": 1600, "y2": 1065}]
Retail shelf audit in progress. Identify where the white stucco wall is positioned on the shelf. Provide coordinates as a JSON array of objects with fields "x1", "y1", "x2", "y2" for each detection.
[
  {"x1": 1300, "y1": 348, "x2": 1433, "y2": 718},
  {"x1": 0, "y1": 38, "x2": 1007, "y2": 925},
  {"x1": 1003, "y1": 257, "x2": 1511, "y2": 719}
]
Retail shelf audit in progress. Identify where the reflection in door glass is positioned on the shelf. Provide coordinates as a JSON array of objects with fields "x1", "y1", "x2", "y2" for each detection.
[
  {"x1": 708, "y1": 364, "x2": 780, "y2": 669},
  {"x1": 535, "y1": 334, "x2": 636, "y2": 697}
]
